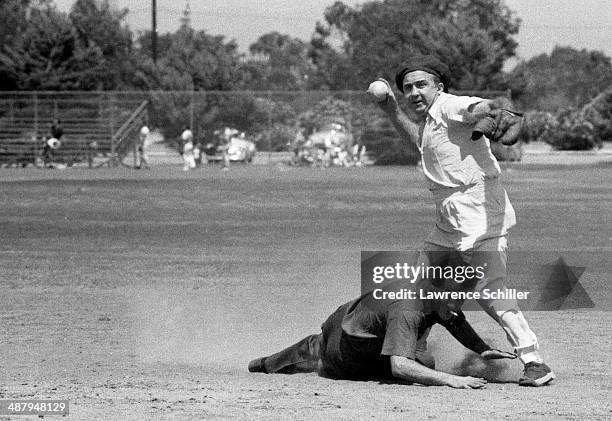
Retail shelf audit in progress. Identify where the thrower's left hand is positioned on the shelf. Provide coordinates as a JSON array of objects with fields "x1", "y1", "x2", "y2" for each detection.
[{"x1": 480, "y1": 348, "x2": 517, "y2": 360}]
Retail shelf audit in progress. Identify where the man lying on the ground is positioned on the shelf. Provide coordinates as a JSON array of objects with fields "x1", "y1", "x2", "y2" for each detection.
[{"x1": 248, "y1": 279, "x2": 516, "y2": 389}]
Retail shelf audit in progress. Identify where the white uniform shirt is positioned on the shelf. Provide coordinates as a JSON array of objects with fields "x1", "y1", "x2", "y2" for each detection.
[
  {"x1": 181, "y1": 129, "x2": 193, "y2": 142},
  {"x1": 417, "y1": 93, "x2": 515, "y2": 250},
  {"x1": 418, "y1": 92, "x2": 501, "y2": 190},
  {"x1": 182, "y1": 129, "x2": 194, "y2": 153}
]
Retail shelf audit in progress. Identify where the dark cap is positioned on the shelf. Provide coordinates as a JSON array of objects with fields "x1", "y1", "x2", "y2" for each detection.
[{"x1": 395, "y1": 54, "x2": 450, "y2": 93}]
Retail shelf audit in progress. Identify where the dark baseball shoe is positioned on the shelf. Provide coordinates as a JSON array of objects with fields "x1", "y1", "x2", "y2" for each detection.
[
  {"x1": 248, "y1": 357, "x2": 268, "y2": 373},
  {"x1": 519, "y1": 362, "x2": 555, "y2": 386}
]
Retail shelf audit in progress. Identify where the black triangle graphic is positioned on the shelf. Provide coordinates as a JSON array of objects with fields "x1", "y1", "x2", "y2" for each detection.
[
  {"x1": 535, "y1": 257, "x2": 591, "y2": 310},
  {"x1": 560, "y1": 282, "x2": 595, "y2": 309}
]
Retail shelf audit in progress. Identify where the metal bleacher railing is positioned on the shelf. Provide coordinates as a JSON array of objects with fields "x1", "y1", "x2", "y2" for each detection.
[
  {"x1": 0, "y1": 92, "x2": 148, "y2": 168},
  {"x1": 100, "y1": 99, "x2": 149, "y2": 168}
]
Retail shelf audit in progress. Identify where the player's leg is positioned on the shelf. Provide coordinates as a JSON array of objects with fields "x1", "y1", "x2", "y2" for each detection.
[
  {"x1": 140, "y1": 146, "x2": 150, "y2": 169},
  {"x1": 182, "y1": 150, "x2": 189, "y2": 171},
  {"x1": 187, "y1": 150, "x2": 196, "y2": 169},
  {"x1": 416, "y1": 242, "x2": 464, "y2": 320},
  {"x1": 467, "y1": 244, "x2": 537, "y2": 351},
  {"x1": 222, "y1": 150, "x2": 230, "y2": 170},
  {"x1": 193, "y1": 146, "x2": 201, "y2": 167},
  {"x1": 468, "y1": 243, "x2": 555, "y2": 386},
  {"x1": 492, "y1": 308, "x2": 554, "y2": 386},
  {"x1": 43, "y1": 144, "x2": 52, "y2": 168},
  {"x1": 248, "y1": 334, "x2": 322, "y2": 374}
]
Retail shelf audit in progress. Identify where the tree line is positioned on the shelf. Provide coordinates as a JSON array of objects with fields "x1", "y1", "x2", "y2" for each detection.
[
  {"x1": 1, "y1": 0, "x2": 610, "y2": 112},
  {"x1": 1, "y1": 0, "x2": 611, "y2": 155}
]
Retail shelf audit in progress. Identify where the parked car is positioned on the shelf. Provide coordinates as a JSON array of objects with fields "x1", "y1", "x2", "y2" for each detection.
[
  {"x1": 292, "y1": 122, "x2": 357, "y2": 167},
  {"x1": 204, "y1": 128, "x2": 257, "y2": 163}
]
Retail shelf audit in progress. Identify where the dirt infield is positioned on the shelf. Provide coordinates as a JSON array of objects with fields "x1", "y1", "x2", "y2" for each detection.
[{"x1": 0, "y1": 162, "x2": 611, "y2": 420}]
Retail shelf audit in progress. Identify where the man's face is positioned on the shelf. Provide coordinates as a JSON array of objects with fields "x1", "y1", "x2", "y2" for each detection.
[{"x1": 402, "y1": 71, "x2": 443, "y2": 116}]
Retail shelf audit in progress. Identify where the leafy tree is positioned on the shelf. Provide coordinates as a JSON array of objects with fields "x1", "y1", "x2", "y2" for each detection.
[
  {"x1": 361, "y1": 116, "x2": 420, "y2": 165},
  {"x1": 0, "y1": 0, "x2": 34, "y2": 47},
  {"x1": 69, "y1": 0, "x2": 135, "y2": 89},
  {"x1": 520, "y1": 111, "x2": 558, "y2": 143},
  {"x1": 509, "y1": 46, "x2": 612, "y2": 111},
  {"x1": 582, "y1": 85, "x2": 612, "y2": 143},
  {"x1": 543, "y1": 109, "x2": 599, "y2": 151},
  {"x1": 308, "y1": 8, "x2": 360, "y2": 90},
  {"x1": 0, "y1": 3, "x2": 106, "y2": 90},
  {"x1": 310, "y1": 0, "x2": 520, "y2": 90},
  {"x1": 297, "y1": 97, "x2": 357, "y2": 134},
  {"x1": 0, "y1": 0, "x2": 26, "y2": 89},
  {"x1": 0, "y1": 0, "x2": 50, "y2": 89},
  {"x1": 133, "y1": 25, "x2": 243, "y2": 91},
  {"x1": 539, "y1": 85, "x2": 612, "y2": 150},
  {"x1": 242, "y1": 32, "x2": 315, "y2": 90},
  {"x1": 135, "y1": 31, "x2": 174, "y2": 62}
]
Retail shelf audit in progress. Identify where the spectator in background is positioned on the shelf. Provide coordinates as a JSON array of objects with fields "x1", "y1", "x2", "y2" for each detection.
[
  {"x1": 194, "y1": 126, "x2": 206, "y2": 167},
  {"x1": 50, "y1": 118, "x2": 63, "y2": 140},
  {"x1": 220, "y1": 127, "x2": 234, "y2": 171},
  {"x1": 137, "y1": 125, "x2": 150, "y2": 170},
  {"x1": 181, "y1": 126, "x2": 196, "y2": 171},
  {"x1": 352, "y1": 142, "x2": 367, "y2": 167},
  {"x1": 193, "y1": 141, "x2": 202, "y2": 167},
  {"x1": 44, "y1": 118, "x2": 64, "y2": 168},
  {"x1": 291, "y1": 127, "x2": 306, "y2": 164}
]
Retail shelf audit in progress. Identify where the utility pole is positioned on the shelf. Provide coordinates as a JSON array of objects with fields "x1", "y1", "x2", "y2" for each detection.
[{"x1": 152, "y1": 0, "x2": 157, "y2": 64}]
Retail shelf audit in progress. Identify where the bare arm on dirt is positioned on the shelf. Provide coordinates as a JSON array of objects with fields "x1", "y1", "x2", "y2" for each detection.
[{"x1": 390, "y1": 356, "x2": 487, "y2": 389}]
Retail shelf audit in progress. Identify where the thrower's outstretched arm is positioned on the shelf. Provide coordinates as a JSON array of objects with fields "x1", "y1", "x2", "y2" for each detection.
[{"x1": 372, "y1": 79, "x2": 421, "y2": 146}]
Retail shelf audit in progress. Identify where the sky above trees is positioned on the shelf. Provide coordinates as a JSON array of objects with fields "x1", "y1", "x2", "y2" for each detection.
[
  {"x1": 4, "y1": 0, "x2": 610, "y2": 99},
  {"x1": 51, "y1": 0, "x2": 611, "y2": 64}
]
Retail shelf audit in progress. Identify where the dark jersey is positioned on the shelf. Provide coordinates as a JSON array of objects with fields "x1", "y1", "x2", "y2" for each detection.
[
  {"x1": 341, "y1": 280, "x2": 441, "y2": 359},
  {"x1": 318, "y1": 280, "x2": 443, "y2": 379},
  {"x1": 51, "y1": 123, "x2": 63, "y2": 139}
]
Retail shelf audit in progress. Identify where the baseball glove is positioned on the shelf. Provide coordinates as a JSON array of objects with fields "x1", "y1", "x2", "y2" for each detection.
[
  {"x1": 472, "y1": 109, "x2": 524, "y2": 145},
  {"x1": 480, "y1": 348, "x2": 518, "y2": 360}
]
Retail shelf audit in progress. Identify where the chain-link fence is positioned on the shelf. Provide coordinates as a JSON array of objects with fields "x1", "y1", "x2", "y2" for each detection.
[{"x1": 0, "y1": 90, "x2": 509, "y2": 167}]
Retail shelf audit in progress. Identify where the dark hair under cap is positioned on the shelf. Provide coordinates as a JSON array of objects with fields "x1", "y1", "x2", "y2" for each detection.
[{"x1": 395, "y1": 54, "x2": 451, "y2": 93}]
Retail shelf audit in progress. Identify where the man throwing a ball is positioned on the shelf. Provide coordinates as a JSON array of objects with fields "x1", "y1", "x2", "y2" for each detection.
[{"x1": 369, "y1": 54, "x2": 554, "y2": 386}]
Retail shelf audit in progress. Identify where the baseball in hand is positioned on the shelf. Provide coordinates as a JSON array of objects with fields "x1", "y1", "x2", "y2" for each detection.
[{"x1": 367, "y1": 80, "x2": 389, "y2": 102}]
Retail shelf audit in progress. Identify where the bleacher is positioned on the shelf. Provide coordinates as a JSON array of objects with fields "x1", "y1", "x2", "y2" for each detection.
[{"x1": 0, "y1": 92, "x2": 148, "y2": 168}]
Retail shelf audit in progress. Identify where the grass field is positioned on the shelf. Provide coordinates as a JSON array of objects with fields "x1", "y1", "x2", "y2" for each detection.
[{"x1": 0, "y1": 161, "x2": 611, "y2": 420}]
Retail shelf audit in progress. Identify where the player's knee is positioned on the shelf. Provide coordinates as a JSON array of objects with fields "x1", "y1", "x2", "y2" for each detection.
[{"x1": 497, "y1": 309, "x2": 528, "y2": 328}]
